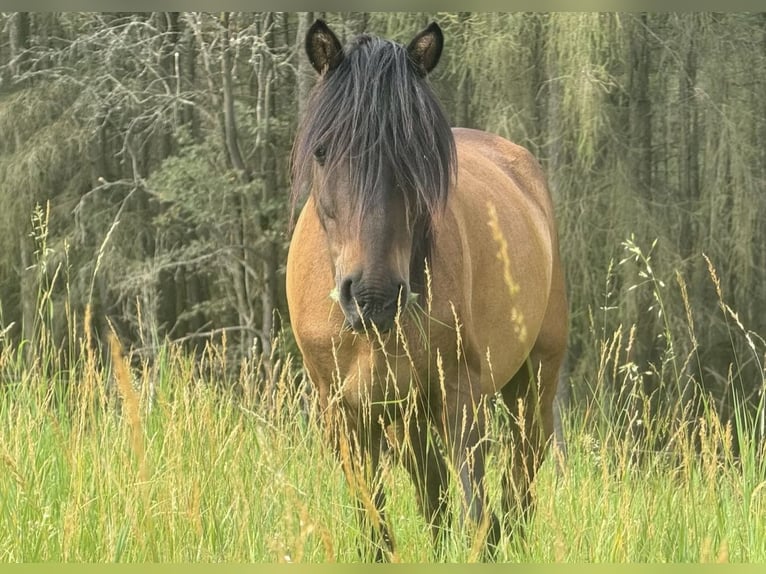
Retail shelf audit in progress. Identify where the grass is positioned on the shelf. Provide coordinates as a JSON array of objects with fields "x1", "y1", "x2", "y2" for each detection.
[
  {"x1": 1, "y1": 217, "x2": 764, "y2": 562},
  {"x1": 0, "y1": 341, "x2": 350, "y2": 562},
  {"x1": 1, "y1": 323, "x2": 764, "y2": 562}
]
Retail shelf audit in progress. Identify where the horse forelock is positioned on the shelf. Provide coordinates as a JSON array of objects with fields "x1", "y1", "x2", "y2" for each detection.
[{"x1": 291, "y1": 33, "x2": 456, "y2": 229}]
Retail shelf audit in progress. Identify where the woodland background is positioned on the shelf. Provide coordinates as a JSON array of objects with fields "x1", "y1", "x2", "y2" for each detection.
[{"x1": 0, "y1": 12, "x2": 764, "y2": 447}]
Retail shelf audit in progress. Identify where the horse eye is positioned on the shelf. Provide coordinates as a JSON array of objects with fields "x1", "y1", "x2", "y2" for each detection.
[{"x1": 314, "y1": 145, "x2": 327, "y2": 165}]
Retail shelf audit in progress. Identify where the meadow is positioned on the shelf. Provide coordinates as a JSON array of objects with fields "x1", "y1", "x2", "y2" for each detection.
[
  {"x1": 1, "y1": 289, "x2": 764, "y2": 563},
  {"x1": 1, "y1": 12, "x2": 765, "y2": 564}
]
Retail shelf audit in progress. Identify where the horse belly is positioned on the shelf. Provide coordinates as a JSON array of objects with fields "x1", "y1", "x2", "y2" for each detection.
[
  {"x1": 442, "y1": 154, "x2": 555, "y2": 395},
  {"x1": 478, "y1": 217, "x2": 553, "y2": 393}
]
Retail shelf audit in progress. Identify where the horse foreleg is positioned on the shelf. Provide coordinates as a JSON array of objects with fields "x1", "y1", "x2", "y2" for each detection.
[
  {"x1": 440, "y1": 390, "x2": 501, "y2": 558},
  {"x1": 396, "y1": 416, "x2": 450, "y2": 552},
  {"x1": 335, "y1": 410, "x2": 395, "y2": 561}
]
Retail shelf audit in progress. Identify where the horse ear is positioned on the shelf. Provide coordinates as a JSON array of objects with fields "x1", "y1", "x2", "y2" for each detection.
[
  {"x1": 305, "y1": 19, "x2": 343, "y2": 75},
  {"x1": 407, "y1": 22, "x2": 443, "y2": 75}
]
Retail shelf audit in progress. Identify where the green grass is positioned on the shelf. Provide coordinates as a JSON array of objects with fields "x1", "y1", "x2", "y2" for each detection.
[
  {"x1": 1, "y1": 332, "x2": 764, "y2": 563},
  {"x1": 2, "y1": 223, "x2": 764, "y2": 562},
  {"x1": 0, "y1": 345, "x2": 351, "y2": 562}
]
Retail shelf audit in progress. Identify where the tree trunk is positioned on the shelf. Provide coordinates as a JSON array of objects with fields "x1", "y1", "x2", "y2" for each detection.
[
  {"x1": 8, "y1": 12, "x2": 30, "y2": 78},
  {"x1": 545, "y1": 30, "x2": 569, "y2": 471},
  {"x1": 455, "y1": 12, "x2": 474, "y2": 128},
  {"x1": 678, "y1": 15, "x2": 700, "y2": 261},
  {"x1": 626, "y1": 12, "x2": 661, "y2": 419},
  {"x1": 527, "y1": 13, "x2": 547, "y2": 157},
  {"x1": 296, "y1": 12, "x2": 315, "y2": 121},
  {"x1": 220, "y1": 11, "x2": 256, "y2": 359},
  {"x1": 153, "y1": 11, "x2": 185, "y2": 345},
  {"x1": 20, "y1": 236, "x2": 37, "y2": 364},
  {"x1": 221, "y1": 13, "x2": 251, "y2": 182},
  {"x1": 13, "y1": 13, "x2": 35, "y2": 364},
  {"x1": 180, "y1": 15, "x2": 199, "y2": 139},
  {"x1": 254, "y1": 12, "x2": 280, "y2": 370},
  {"x1": 628, "y1": 13, "x2": 653, "y2": 202}
]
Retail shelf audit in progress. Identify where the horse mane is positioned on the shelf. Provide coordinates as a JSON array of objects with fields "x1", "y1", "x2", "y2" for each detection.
[{"x1": 291, "y1": 33, "x2": 457, "y2": 244}]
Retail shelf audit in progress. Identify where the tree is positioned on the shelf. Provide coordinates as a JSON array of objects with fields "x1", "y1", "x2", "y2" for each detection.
[{"x1": 0, "y1": 12, "x2": 763, "y2": 438}]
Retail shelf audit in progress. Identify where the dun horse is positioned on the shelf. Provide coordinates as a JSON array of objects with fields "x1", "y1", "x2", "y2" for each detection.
[{"x1": 287, "y1": 20, "x2": 567, "y2": 560}]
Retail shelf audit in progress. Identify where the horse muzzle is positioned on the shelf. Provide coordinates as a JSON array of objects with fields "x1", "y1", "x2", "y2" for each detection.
[{"x1": 339, "y1": 275, "x2": 409, "y2": 333}]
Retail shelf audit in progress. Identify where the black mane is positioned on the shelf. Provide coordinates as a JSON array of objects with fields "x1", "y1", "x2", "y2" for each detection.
[{"x1": 292, "y1": 33, "x2": 457, "y2": 233}]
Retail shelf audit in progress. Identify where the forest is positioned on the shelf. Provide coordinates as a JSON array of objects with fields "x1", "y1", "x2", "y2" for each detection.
[{"x1": 1, "y1": 12, "x2": 765, "y2": 448}]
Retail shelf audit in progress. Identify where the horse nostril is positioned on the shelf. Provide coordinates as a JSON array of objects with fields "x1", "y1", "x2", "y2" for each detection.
[
  {"x1": 340, "y1": 276, "x2": 354, "y2": 306},
  {"x1": 397, "y1": 282, "x2": 410, "y2": 307}
]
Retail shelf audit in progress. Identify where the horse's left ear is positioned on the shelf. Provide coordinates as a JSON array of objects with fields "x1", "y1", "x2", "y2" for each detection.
[{"x1": 407, "y1": 22, "x2": 443, "y2": 76}]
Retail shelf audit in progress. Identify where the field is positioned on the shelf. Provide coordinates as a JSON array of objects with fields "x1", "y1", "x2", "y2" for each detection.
[
  {"x1": 1, "y1": 315, "x2": 764, "y2": 563},
  {"x1": 1, "y1": 11, "x2": 766, "y2": 564}
]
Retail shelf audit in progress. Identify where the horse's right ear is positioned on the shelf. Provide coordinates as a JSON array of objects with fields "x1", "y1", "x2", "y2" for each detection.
[{"x1": 305, "y1": 19, "x2": 343, "y2": 75}]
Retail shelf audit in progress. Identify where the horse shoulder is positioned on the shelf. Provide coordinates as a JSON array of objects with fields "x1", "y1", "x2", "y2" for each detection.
[{"x1": 286, "y1": 200, "x2": 340, "y2": 353}]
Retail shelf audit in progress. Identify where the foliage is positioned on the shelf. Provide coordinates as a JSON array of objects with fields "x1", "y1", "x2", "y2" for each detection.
[{"x1": 0, "y1": 11, "x2": 764, "y2": 444}]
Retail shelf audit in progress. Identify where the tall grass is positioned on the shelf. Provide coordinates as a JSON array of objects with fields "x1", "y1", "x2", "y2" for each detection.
[
  {"x1": 1, "y1": 325, "x2": 765, "y2": 561},
  {"x1": 1, "y1": 217, "x2": 764, "y2": 561}
]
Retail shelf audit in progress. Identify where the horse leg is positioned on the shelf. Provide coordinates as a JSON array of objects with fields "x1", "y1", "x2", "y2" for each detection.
[
  {"x1": 499, "y1": 250, "x2": 567, "y2": 541},
  {"x1": 397, "y1": 416, "x2": 450, "y2": 552},
  {"x1": 498, "y1": 345, "x2": 563, "y2": 540},
  {"x1": 335, "y1": 409, "x2": 395, "y2": 562},
  {"x1": 439, "y1": 384, "x2": 501, "y2": 558}
]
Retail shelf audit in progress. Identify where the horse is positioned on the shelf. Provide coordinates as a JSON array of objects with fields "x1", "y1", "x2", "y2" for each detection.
[{"x1": 286, "y1": 19, "x2": 568, "y2": 561}]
